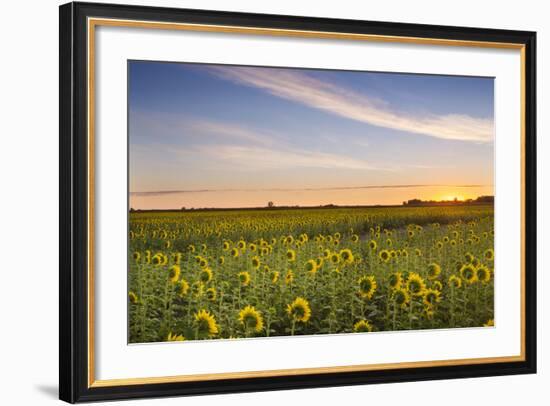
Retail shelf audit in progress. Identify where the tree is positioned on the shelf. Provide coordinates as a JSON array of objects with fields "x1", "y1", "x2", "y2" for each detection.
[{"x1": 267, "y1": 201, "x2": 275, "y2": 208}]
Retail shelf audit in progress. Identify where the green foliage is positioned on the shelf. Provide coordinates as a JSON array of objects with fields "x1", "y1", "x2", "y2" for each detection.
[{"x1": 128, "y1": 205, "x2": 494, "y2": 343}]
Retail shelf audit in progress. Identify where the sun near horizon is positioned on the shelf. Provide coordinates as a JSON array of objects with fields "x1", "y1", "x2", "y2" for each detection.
[{"x1": 129, "y1": 61, "x2": 494, "y2": 210}]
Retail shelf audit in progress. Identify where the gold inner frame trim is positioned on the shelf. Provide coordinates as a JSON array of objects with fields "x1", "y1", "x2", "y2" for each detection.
[{"x1": 87, "y1": 17, "x2": 527, "y2": 388}]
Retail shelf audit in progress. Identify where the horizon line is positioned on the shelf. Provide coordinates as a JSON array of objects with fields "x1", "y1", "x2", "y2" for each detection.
[{"x1": 130, "y1": 184, "x2": 493, "y2": 197}]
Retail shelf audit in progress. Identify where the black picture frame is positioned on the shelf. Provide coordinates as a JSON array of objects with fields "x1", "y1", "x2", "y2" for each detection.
[{"x1": 59, "y1": 1, "x2": 537, "y2": 403}]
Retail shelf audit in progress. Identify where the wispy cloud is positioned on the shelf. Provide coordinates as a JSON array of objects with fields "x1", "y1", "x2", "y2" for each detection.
[
  {"x1": 130, "y1": 111, "x2": 276, "y2": 146},
  {"x1": 208, "y1": 66, "x2": 494, "y2": 143},
  {"x1": 192, "y1": 144, "x2": 383, "y2": 171},
  {"x1": 187, "y1": 120, "x2": 275, "y2": 146},
  {"x1": 131, "y1": 183, "x2": 491, "y2": 196},
  {"x1": 130, "y1": 111, "x2": 390, "y2": 172}
]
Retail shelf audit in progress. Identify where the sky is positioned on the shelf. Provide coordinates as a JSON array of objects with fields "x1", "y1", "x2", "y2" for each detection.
[{"x1": 129, "y1": 61, "x2": 494, "y2": 209}]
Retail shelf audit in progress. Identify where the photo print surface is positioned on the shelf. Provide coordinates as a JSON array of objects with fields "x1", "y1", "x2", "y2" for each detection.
[{"x1": 128, "y1": 61, "x2": 495, "y2": 343}]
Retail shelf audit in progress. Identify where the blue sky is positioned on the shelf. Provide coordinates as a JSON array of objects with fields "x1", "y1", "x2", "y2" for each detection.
[{"x1": 129, "y1": 61, "x2": 494, "y2": 209}]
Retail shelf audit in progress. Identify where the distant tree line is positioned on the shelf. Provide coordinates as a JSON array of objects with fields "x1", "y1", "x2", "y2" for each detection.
[{"x1": 402, "y1": 195, "x2": 494, "y2": 206}]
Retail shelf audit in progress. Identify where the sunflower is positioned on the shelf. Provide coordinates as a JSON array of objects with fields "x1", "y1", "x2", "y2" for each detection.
[
  {"x1": 177, "y1": 279, "x2": 190, "y2": 297},
  {"x1": 315, "y1": 257, "x2": 324, "y2": 268},
  {"x1": 322, "y1": 249, "x2": 331, "y2": 258},
  {"x1": 484, "y1": 248, "x2": 495, "y2": 261},
  {"x1": 448, "y1": 274, "x2": 462, "y2": 289},
  {"x1": 435, "y1": 241, "x2": 443, "y2": 250},
  {"x1": 238, "y1": 240, "x2": 246, "y2": 249},
  {"x1": 476, "y1": 265, "x2": 491, "y2": 283},
  {"x1": 350, "y1": 234, "x2": 359, "y2": 243},
  {"x1": 423, "y1": 288, "x2": 442, "y2": 307},
  {"x1": 353, "y1": 319, "x2": 373, "y2": 333},
  {"x1": 465, "y1": 252, "x2": 475, "y2": 263},
  {"x1": 388, "y1": 272, "x2": 402, "y2": 289},
  {"x1": 286, "y1": 249, "x2": 296, "y2": 262},
  {"x1": 271, "y1": 271, "x2": 280, "y2": 284},
  {"x1": 198, "y1": 257, "x2": 208, "y2": 268},
  {"x1": 432, "y1": 280, "x2": 443, "y2": 291},
  {"x1": 128, "y1": 291, "x2": 138, "y2": 304},
  {"x1": 330, "y1": 252, "x2": 341, "y2": 264},
  {"x1": 168, "y1": 265, "x2": 180, "y2": 283},
  {"x1": 340, "y1": 248, "x2": 354, "y2": 264},
  {"x1": 218, "y1": 256, "x2": 225, "y2": 265},
  {"x1": 152, "y1": 252, "x2": 168, "y2": 266},
  {"x1": 427, "y1": 263, "x2": 441, "y2": 280},
  {"x1": 406, "y1": 272, "x2": 426, "y2": 296},
  {"x1": 200, "y1": 267, "x2": 213, "y2": 283},
  {"x1": 251, "y1": 256, "x2": 261, "y2": 269},
  {"x1": 166, "y1": 332, "x2": 185, "y2": 341},
  {"x1": 230, "y1": 247, "x2": 239, "y2": 258},
  {"x1": 408, "y1": 230, "x2": 415, "y2": 238},
  {"x1": 459, "y1": 264, "x2": 477, "y2": 284},
  {"x1": 238, "y1": 305, "x2": 264, "y2": 333},
  {"x1": 484, "y1": 319, "x2": 495, "y2": 327},
  {"x1": 144, "y1": 250, "x2": 151, "y2": 264},
  {"x1": 378, "y1": 249, "x2": 390, "y2": 262},
  {"x1": 358, "y1": 275, "x2": 377, "y2": 299},
  {"x1": 414, "y1": 248, "x2": 422, "y2": 257},
  {"x1": 285, "y1": 270, "x2": 294, "y2": 285},
  {"x1": 286, "y1": 297, "x2": 311, "y2": 322},
  {"x1": 194, "y1": 309, "x2": 219, "y2": 337},
  {"x1": 392, "y1": 287, "x2": 410, "y2": 308},
  {"x1": 305, "y1": 259, "x2": 317, "y2": 274},
  {"x1": 132, "y1": 251, "x2": 141, "y2": 263},
  {"x1": 368, "y1": 240, "x2": 377, "y2": 251},
  {"x1": 192, "y1": 281, "x2": 204, "y2": 297},
  {"x1": 238, "y1": 271, "x2": 251, "y2": 287},
  {"x1": 222, "y1": 241, "x2": 230, "y2": 251},
  {"x1": 187, "y1": 244, "x2": 196, "y2": 253},
  {"x1": 206, "y1": 287, "x2": 217, "y2": 302}
]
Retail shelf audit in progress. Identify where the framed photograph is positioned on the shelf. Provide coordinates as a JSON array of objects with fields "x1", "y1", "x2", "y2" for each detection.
[{"x1": 59, "y1": 2, "x2": 536, "y2": 403}]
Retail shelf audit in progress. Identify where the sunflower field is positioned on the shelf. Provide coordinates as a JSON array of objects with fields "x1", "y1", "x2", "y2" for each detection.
[{"x1": 128, "y1": 205, "x2": 494, "y2": 343}]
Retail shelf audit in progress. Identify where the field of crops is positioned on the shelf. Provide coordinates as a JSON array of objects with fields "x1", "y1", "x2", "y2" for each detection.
[{"x1": 128, "y1": 205, "x2": 494, "y2": 343}]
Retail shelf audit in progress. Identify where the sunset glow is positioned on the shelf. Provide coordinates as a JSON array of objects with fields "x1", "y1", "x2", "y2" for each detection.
[{"x1": 129, "y1": 62, "x2": 494, "y2": 209}]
